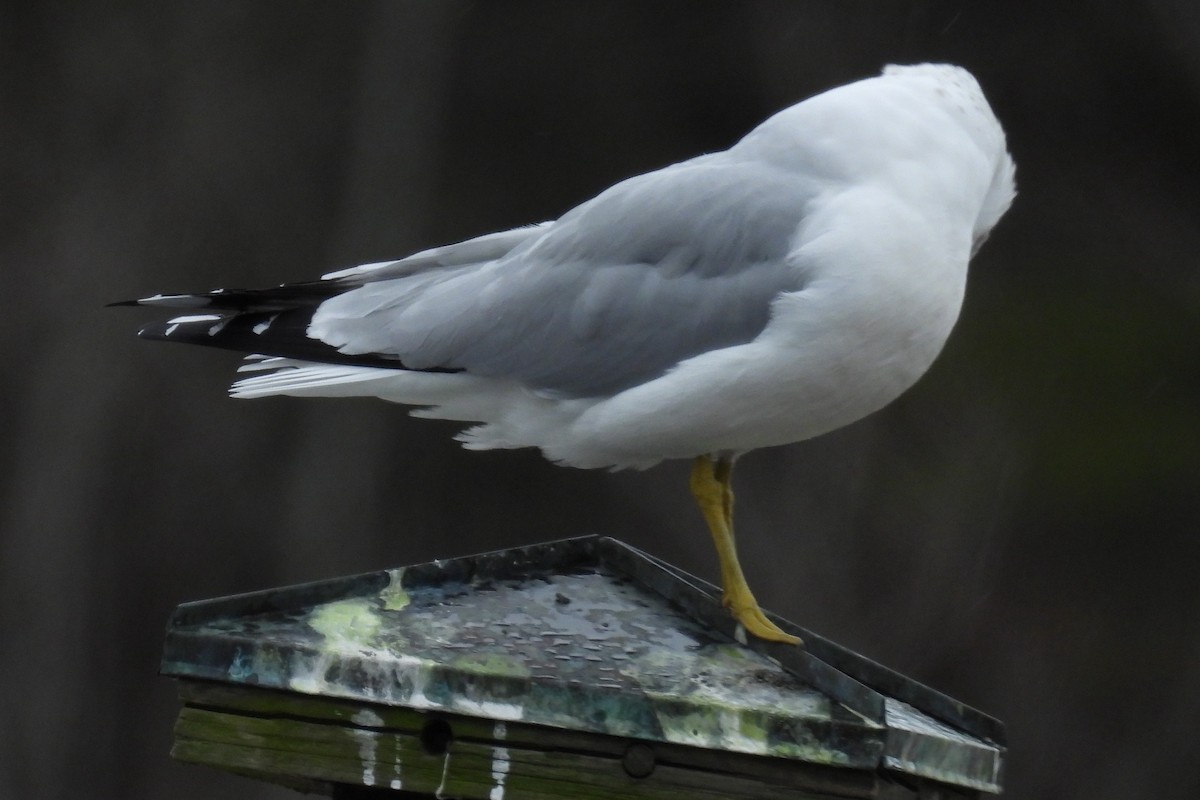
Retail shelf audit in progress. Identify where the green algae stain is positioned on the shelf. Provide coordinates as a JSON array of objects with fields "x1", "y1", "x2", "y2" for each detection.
[
  {"x1": 452, "y1": 652, "x2": 531, "y2": 679},
  {"x1": 308, "y1": 599, "x2": 382, "y2": 646},
  {"x1": 380, "y1": 568, "x2": 410, "y2": 612}
]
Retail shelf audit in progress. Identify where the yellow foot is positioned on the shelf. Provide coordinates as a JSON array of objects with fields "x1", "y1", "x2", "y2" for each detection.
[
  {"x1": 689, "y1": 454, "x2": 802, "y2": 646},
  {"x1": 725, "y1": 592, "x2": 802, "y2": 645}
]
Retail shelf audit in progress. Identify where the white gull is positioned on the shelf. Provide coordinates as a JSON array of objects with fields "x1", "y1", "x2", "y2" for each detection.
[{"x1": 126, "y1": 64, "x2": 1015, "y2": 643}]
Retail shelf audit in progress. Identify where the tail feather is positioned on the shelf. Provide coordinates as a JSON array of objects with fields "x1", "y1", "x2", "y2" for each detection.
[{"x1": 231, "y1": 362, "x2": 399, "y2": 398}]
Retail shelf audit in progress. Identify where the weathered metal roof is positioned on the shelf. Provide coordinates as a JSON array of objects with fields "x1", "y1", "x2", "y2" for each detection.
[{"x1": 162, "y1": 535, "x2": 1003, "y2": 794}]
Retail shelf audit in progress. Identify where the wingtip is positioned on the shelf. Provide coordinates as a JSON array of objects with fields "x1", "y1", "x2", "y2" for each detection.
[
  {"x1": 111, "y1": 293, "x2": 214, "y2": 309},
  {"x1": 136, "y1": 322, "x2": 167, "y2": 340}
]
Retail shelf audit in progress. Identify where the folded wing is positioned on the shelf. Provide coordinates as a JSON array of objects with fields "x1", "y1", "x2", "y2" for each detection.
[{"x1": 132, "y1": 155, "x2": 816, "y2": 399}]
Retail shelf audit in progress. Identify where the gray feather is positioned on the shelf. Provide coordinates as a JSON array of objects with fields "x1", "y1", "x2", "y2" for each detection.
[{"x1": 311, "y1": 157, "x2": 817, "y2": 397}]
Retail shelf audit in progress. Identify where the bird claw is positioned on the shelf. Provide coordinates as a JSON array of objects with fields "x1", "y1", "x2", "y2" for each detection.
[{"x1": 723, "y1": 594, "x2": 802, "y2": 645}]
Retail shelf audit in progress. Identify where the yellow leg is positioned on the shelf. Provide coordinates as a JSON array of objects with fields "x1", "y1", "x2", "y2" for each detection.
[{"x1": 689, "y1": 455, "x2": 801, "y2": 645}]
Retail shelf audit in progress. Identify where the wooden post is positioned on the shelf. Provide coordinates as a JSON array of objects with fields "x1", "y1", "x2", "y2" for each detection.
[{"x1": 162, "y1": 536, "x2": 1004, "y2": 798}]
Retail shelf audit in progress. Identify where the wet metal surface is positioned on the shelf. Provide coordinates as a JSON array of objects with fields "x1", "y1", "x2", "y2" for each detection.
[{"x1": 162, "y1": 535, "x2": 1003, "y2": 792}]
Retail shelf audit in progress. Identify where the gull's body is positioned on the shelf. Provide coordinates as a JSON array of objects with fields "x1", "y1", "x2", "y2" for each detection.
[{"x1": 127, "y1": 64, "x2": 1015, "y2": 643}]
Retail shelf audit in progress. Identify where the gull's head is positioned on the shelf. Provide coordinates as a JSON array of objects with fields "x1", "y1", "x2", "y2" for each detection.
[
  {"x1": 735, "y1": 62, "x2": 1016, "y2": 261},
  {"x1": 882, "y1": 63, "x2": 1017, "y2": 256},
  {"x1": 881, "y1": 64, "x2": 1005, "y2": 156}
]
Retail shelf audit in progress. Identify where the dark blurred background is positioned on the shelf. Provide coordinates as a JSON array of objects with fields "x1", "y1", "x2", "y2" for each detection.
[{"x1": 2, "y1": 1, "x2": 1198, "y2": 798}]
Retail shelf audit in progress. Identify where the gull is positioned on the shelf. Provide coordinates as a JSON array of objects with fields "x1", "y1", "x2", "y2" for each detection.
[{"x1": 120, "y1": 64, "x2": 1015, "y2": 645}]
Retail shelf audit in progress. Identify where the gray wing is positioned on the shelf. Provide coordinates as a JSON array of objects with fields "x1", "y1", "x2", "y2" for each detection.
[
  {"x1": 311, "y1": 157, "x2": 817, "y2": 398},
  {"x1": 320, "y1": 222, "x2": 554, "y2": 281}
]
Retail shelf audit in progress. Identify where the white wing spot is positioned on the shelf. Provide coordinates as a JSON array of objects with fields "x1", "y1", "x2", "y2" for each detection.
[
  {"x1": 253, "y1": 314, "x2": 279, "y2": 335},
  {"x1": 167, "y1": 314, "x2": 223, "y2": 324}
]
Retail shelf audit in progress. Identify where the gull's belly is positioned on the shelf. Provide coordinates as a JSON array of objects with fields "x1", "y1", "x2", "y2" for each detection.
[{"x1": 578, "y1": 278, "x2": 965, "y2": 463}]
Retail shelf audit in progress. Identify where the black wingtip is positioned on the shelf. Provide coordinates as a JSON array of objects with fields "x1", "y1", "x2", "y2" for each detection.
[
  {"x1": 110, "y1": 281, "x2": 354, "y2": 312},
  {"x1": 111, "y1": 293, "x2": 214, "y2": 309},
  {"x1": 132, "y1": 309, "x2": 461, "y2": 373},
  {"x1": 135, "y1": 322, "x2": 166, "y2": 339},
  {"x1": 135, "y1": 314, "x2": 228, "y2": 342}
]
